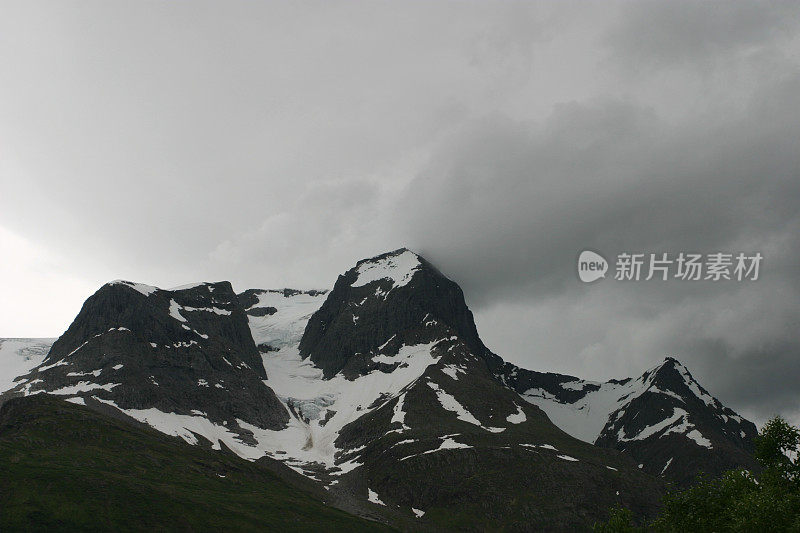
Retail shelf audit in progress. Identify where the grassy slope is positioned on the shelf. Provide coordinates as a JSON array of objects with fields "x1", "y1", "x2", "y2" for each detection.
[{"x1": 0, "y1": 395, "x2": 392, "y2": 532}]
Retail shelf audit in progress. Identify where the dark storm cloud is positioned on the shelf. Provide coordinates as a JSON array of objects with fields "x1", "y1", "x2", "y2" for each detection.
[
  {"x1": 605, "y1": 0, "x2": 800, "y2": 70},
  {"x1": 678, "y1": 339, "x2": 800, "y2": 419},
  {"x1": 400, "y1": 73, "x2": 800, "y2": 306}
]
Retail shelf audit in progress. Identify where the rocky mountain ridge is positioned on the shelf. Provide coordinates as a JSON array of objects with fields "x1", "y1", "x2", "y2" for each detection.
[{"x1": 496, "y1": 354, "x2": 759, "y2": 484}]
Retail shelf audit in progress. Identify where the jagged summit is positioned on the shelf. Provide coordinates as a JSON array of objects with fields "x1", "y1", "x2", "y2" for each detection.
[{"x1": 648, "y1": 356, "x2": 687, "y2": 376}]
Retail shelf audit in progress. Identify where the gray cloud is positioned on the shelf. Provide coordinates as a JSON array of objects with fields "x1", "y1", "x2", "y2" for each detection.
[
  {"x1": 400, "y1": 73, "x2": 800, "y2": 305},
  {"x1": 605, "y1": 0, "x2": 800, "y2": 71}
]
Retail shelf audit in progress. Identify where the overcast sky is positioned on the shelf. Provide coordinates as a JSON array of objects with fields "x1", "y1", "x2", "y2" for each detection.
[{"x1": 2, "y1": 0, "x2": 799, "y2": 427}]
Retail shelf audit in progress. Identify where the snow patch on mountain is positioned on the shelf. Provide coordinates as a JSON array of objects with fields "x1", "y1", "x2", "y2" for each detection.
[
  {"x1": 392, "y1": 392, "x2": 409, "y2": 428},
  {"x1": 520, "y1": 443, "x2": 558, "y2": 451},
  {"x1": 428, "y1": 381, "x2": 506, "y2": 433},
  {"x1": 169, "y1": 300, "x2": 230, "y2": 324},
  {"x1": 245, "y1": 290, "x2": 327, "y2": 348},
  {"x1": 169, "y1": 300, "x2": 186, "y2": 322},
  {"x1": 0, "y1": 338, "x2": 55, "y2": 393},
  {"x1": 92, "y1": 396, "x2": 263, "y2": 456},
  {"x1": 428, "y1": 381, "x2": 481, "y2": 425},
  {"x1": 66, "y1": 369, "x2": 102, "y2": 378},
  {"x1": 38, "y1": 359, "x2": 70, "y2": 372},
  {"x1": 109, "y1": 280, "x2": 158, "y2": 297},
  {"x1": 351, "y1": 249, "x2": 421, "y2": 290},
  {"x1": 441, "y1": 364, "x2": 467, "y2": 380},
  {"x1": 367, "y1": 488, "x2": 386, "y2": 506},
  {"x1": 617, "y1": 407, "x2": 712, "y2": 449},
  {"x1": 520, "y1": 377, "x2": 635, "y2": 442},
  {"x1": 50, "y1": 381, "x2": 120, "y2": 395},
  {"x1": 506, "y1": 404, "x2": 526, "y2": 424},
  {"x1": 168, "y1": 281, "x2": 212, "y2": 291},
  {"x1": 400, "y1": 435, "x2": 472, "y2": 461},
  {"x1": 424, "y1": 436, "x2": 471, "y2": 454}
]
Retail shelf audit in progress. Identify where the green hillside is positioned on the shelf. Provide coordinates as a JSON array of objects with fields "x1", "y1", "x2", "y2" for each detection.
[{"x1": 0, "y1": 395, "x2": 392, "y2": 532}]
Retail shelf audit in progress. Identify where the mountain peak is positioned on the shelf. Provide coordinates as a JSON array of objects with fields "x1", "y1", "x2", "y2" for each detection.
[
  {"x1": 648, "y1": 357, "x2": 709, "y2": 397},
  {"x1": 637, "y1": 356, "x2": 691, "y2": 386},
  {"x1": 298, "y1": 249, "x2": 487, "y2": 378},
  {"x1": 658, "y1": 356, "x2": 686, "y2": 370},
  {"x1": 105, "y1": 279, "x2": 236, "y2": 298},
  {"x1": 354, "y1": 247, "x2": 415, "y2": 263},
  {"x1": 350, "y1": 248, "x2": 423, "y2": 291},
  {"x1": 106, "y1": 279, "x2": 160, "y2": 297}
]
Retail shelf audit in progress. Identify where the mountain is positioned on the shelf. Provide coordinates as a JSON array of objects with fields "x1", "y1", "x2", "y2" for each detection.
[
  {"x1": 299, "y1": 249, "x2": 495, "y2": 378},
  {"x1": 0, "y1": 394, "x2": 391, "y2": 532},
  {"x1": 496, "y1": 356, "x2": 759, "y2": 485},
  {"x1": 0, "y1": 248, "x2": 760, "y2": 530},
  {"x1": 5, "y1": 280, "x2": 289, "y2": 446},
  {"x1": 292, "y1": 249, "x2": 665, "y2": 528}
]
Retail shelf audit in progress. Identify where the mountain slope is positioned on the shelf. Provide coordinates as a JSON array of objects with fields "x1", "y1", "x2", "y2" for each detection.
[{"x1": 0, "y1": 394, "x2": 391, "y2": 532}]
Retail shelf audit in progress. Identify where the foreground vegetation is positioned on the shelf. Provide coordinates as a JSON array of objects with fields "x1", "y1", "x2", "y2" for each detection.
[
  {"x1": 0, "y1": 395, "x2": 391, "y2": 532},
  {"x1": 595, "y1": 416, "x2": 800, "y2": 532}
]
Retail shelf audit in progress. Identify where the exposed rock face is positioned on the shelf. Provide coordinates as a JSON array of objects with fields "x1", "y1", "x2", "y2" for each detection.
[{"x1": 6, "y1": 280, "x2": 289, "y2": 432}]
